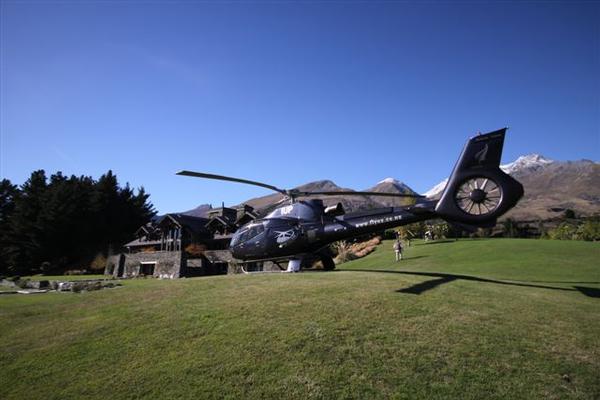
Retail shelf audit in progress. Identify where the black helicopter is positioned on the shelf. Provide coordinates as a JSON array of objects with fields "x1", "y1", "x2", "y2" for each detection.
[{"x1": 177, "y1": 128, "x2": 524, "y2": 271}]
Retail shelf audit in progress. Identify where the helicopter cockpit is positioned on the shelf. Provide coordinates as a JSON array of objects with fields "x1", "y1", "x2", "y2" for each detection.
[
  {"x1": 230, "y1": 222, "x2": 265, "y2": 247},
  {"x1": 230, "y1": 201, "x2": 326, "y2": 259}
]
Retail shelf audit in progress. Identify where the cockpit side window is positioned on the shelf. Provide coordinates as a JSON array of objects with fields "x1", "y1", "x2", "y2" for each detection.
[{"x1": 231, "y1": 224, "x2": 265, "y2": 246}]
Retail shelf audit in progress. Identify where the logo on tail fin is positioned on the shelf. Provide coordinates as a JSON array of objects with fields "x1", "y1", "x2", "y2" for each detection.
[{"x1": 474, "y1": 144, "x2": 488, "y2": 163}]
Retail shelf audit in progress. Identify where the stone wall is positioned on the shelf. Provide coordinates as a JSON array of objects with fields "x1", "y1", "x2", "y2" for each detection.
[
  {"x1": 104, "y1": 254, "x2": 125, "y2": 278},
  {"x1": 105, "y1": 251, "x2": 183, "y2": 279},
  {"x1": 105, "y1": 254, "x2": 123, "y2": 278},
  {"x1": 104, "y1": 249, "x2": 285, "y2": 278}
]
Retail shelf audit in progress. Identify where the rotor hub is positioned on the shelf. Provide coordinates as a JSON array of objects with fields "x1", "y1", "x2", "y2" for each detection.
[
  {"x1": 455, "y1": 177, "x2": 502, "y2": 216},
  {"x1": 469, "y1": 188, "x2": 487, "y2": 204}
]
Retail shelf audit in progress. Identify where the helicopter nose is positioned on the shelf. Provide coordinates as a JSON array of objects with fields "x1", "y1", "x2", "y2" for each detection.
[
  {"x1": 230, "y1": 243, "x2": 245, "y2": 259},
  {"x1": 230, "y1": 240, "x2": 265, "y2": 260}
]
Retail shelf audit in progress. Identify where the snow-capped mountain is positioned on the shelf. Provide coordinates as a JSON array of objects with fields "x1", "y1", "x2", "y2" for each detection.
[
  {"x1": 423, "y1": 178, "x2": 449, "y2": 198},
  {"x1": 366, "y1": 178, "x2": 418, "y2": 207},
  {"x1": 500, "y1": 154, "x2": 554, "y2": 175},
  {"x1": 425, "y1": 153, "x2": 555, "y2": 198},
  {"x1": 372, "y1": 177, "x2": 415, "y2": 193}
]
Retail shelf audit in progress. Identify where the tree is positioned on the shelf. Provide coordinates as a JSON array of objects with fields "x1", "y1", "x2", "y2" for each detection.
[
  {"x1": 0, "y1": 179, "x2": 18, "y2": 225},
  {"x1": 0, "y1": 179, "x2": 19, "y2": 274},
  {"x1": 0, "y1": 170, "x2": 155, "y2": 275},
  {"x1": 4, "y1": 170, "x2": 49, "y2": 273}
]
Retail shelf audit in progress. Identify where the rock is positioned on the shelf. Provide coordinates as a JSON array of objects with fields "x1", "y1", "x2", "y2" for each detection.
[
  {"x1": 27, "y1": 279, "x2": 120, "y2": 293},
  {"x1": 28, "y1": 281, "x2": 40, "y2": 289},
  {"x1": 17, "y1": 289, "x2": 48, "y2": 294},
  {"x1": 71, "y1": 282, "x2": 86, "y2": 293},
  {"x1": 57, "y1": 282, "x2": 73, "y2": 292},
  {"x1": 17, "y1": 279, "x2": 32, "y2": 289},
  {"x1": 0, "y1": 279, "x2": 18, "y2": 288},
  {"x1": 37, "y1": 280, "x2": 50, "y2": 289}
]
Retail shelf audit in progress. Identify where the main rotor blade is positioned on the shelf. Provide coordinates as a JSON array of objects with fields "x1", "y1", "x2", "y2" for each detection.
[
  {"x1": 294, "y1": 190, "x2": 425, "y2": 198},
  {"x1": 176, "y1": 170, "x2": 287, "y2": 195}
]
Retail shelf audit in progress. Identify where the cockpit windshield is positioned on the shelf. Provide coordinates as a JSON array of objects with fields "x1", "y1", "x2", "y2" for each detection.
[
  {"x1": 265, "y1": 202, "x2": 317, "y2": 220},
  {"x1": 231, "y1": 223, "x2": 265, "y2": 246}
]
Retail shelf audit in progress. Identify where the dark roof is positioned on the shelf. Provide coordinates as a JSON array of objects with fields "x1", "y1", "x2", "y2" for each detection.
[
  {"x1": 236, "y1": 211, "x2": 258, "y2": 225},
  {"x1": 135, "y1": 222, "x2": 156, "y2": 236},
  {"x1": 205, "y1": 215, "x2": 235, "y2": 229},
  {"x1": 158, "y1": 214, "x2": 211, "y2": 235},
  {"x1": 236, "y1": 204, "x2": 255, "y2": 212}
]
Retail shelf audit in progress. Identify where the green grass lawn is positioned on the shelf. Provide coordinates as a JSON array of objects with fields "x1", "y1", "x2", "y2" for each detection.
[{"x1": 1, "y1": 239, "x2": 598, "y2": 399}]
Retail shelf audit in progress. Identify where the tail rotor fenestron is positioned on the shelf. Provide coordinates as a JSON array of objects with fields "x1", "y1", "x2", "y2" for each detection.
[{"x1": 435, "y1": 128, "x2": 524, "y2": 227}]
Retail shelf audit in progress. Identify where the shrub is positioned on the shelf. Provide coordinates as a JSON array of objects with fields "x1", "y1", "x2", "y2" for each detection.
[
  {"x1": 575, "y1": 220, "x2": 600, "y2": 241},
  {"x1": 331, "y1": 241, "x2": 355, "y2": 264},
  {"x1": 185, "y1": 243, "x2": 207, "y2": 257},
  {"x1": 331, "y1": 237, "x2": 382, "y2": 264},
  {"x1": 432, "y1": 223, "x2": 449, "y2": 239},
  {"x1": 90, "y1": 253, "x2": 107, "y2": 271},
  {"x1": 548, "y1": 223, "x2": 577, "y2": 240}
]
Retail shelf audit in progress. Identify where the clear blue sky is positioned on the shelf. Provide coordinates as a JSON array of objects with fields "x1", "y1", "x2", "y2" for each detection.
[{"x1": 1, "y1": 1, "x2": 598, "y2": 214}]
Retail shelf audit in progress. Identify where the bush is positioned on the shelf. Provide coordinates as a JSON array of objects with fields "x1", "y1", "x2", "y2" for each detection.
[
  {"x1": 549, "y1": 222, "x2": 577, "y2": 240},
  {"x1": 90, "y1": 253, "x2": 107, "y2": 271},
  {"x1": 331, "y1": 237, "x2": 382, "y2": 264},
  {"x1": 432, "y1": 223, "x2": 449, "y2": 239},
  {"x1": 473, "y1": 228, "x2": 492, "y2": 238},
  {"x1": 575, "y1": 220, "x2": 600, "y2": 241},
  {"x1": 185, "y1": 243, "x2": 207, "y2": 257},
  {"x1": 332, "y1": 241, "x2": 355, "y2": 264}
]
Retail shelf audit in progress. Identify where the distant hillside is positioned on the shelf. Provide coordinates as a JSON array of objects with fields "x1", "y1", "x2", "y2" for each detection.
[
  {"x1": 182, "y1": 204, "x2": 212, "y2": 218},
  {"x1": 179, "y1": 154, "x2": 599, "y2": 221},
  {"x1": 237, "y1": 178, "x2": 418, "y2": 215},
  {"x1": 505, "y1": 159, "x2": 600, "y2": 220},
  {"x1": 365, "y1": 178, "x2": 419, "y2": 208}
]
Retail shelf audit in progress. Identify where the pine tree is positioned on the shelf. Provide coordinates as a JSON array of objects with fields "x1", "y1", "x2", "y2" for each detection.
[
  {"x1": 0, "y1": 170, "x2": 156, "y2": 274},
  {"x1": 0, "y1": 179, "x2": 19, "y2": 274}
]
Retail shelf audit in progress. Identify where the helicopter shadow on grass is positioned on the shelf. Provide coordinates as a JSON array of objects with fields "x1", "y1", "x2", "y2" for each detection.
[
  {"x1": 399, "y1": 255, "x2": 429, "y2": 261},
  {"x1": 341, "y1": 269, "x2": 600, "y2": 298}
]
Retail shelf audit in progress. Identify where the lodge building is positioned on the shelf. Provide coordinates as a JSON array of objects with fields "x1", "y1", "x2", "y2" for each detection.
[{"x1": 104, "y1": 204, "x2": 268, "y2": 279}]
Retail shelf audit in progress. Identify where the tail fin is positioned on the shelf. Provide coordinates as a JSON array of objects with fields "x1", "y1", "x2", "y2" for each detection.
[{"x1": 435, "y1": 128, "x2": 524, "y2": 228}]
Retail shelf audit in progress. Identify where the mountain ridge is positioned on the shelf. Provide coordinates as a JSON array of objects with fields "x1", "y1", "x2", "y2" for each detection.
[{"x1": 180, "y1": 154, "x2": 599, "y2": 221}]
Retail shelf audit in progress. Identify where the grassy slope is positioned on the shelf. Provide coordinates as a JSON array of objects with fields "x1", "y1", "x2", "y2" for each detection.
[{"x1": 1, "y1": 239, "x2": 598, "y2": 400}]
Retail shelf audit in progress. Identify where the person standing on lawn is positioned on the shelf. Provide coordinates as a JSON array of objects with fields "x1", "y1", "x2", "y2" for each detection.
[{"x1": 393, "y1": 239, "x2": 403, "y2": 261}]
